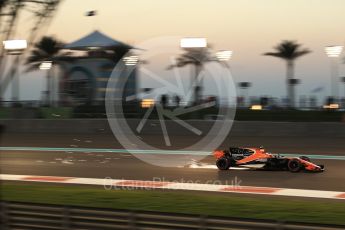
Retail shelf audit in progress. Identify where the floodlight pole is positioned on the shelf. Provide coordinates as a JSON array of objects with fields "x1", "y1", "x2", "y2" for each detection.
[
  {"x1": 39, "y1": 61, "x2": 53, "y2": 106},
  {"x1": 342, "y1": 77, "x2": 345, "y2": 101},
  {"x1": 216, "y1": 50, "x2": 232, "y2": 106},
  {"x1": 193, "y1": 64, "x2": 202, "y2": 105},
  {"x1": 11, "y1": 55, "x2": 21, "y2": 102},
  {"x1": 180, "y1": 38, "x2": 207, "y2": 105},
  {"x1": 330, "y1": 58, "x2": 339, "y2": 100},
  {"x1": 3, "y1": 40, "x2": 27, "y2": 105},
  {"x1": 325, "y1": 46, "x2": 343, "y2": 102},
  {"x1": 238, "y1": 82, "x2": 251, "y2": 107}
]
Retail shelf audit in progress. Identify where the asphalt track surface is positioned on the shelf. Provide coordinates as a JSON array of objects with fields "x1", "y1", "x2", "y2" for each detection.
[{"x1": 1, "y1": 133, "x2": 345, "y2": 192}]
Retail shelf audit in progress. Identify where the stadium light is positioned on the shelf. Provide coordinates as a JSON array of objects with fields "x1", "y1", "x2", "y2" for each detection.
[
  {"x1": 216, "y1": 50, "x2": 232, "y2": 61},
  {"x1": 325, "y1": 46, "x2": 343, "y2": 57},
  {"x1": 3, "y1": 39, "x2": 27, "y2": 51},
  {"x1": 3, "y1": 39, "x2": 27, "y2": 102},
  {"x1": 141, "y1": 99, "x2": 155, "y2": 108},
  {"x1": 325, "y1": 45, "x2": 343, "y2": 100},
  {"x1": 250, "y1": 105, "x2": 263, "y2": 110},
  {"x1": 180, "y1": 38, "x2": 207, "y2": 48},
  {"x1": 124, "y1": 55, "x2": 139, "y2": 66},
  {"x1": 39, "y1": 61, "x2": 52, "y2": 70},
  {"x1": 323, "y1": 103, "x2": 339, "y2": 110}
]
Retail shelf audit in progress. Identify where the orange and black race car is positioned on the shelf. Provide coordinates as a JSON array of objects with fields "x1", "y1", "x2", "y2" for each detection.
[{"x1": 213, "y1": 147, "x2": 324, "y2": 172}]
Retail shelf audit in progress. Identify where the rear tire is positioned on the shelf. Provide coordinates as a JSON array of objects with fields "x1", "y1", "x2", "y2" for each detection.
[
  {"x1": 288, "y1": 159, "x2": 302, "y2": 172},
  {"x1": 216, "y1": 157, "x2": 230, "y2": 170}
]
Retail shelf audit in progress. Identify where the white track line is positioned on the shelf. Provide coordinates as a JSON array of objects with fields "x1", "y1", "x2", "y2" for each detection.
[
  {"x1": 1, "y1": 174, "x2": 345, "y2": 200},
  {"x1": 186, "y1": 164, "x2": 249, "y2": 170}
]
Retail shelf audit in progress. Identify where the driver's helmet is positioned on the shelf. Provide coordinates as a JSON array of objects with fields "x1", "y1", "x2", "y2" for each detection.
[{"x1": 259, "y1": 146, "x2": 265, "y2": 152}]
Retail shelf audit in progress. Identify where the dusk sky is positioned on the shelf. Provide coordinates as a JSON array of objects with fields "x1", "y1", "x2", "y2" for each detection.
[{"x1": 13, "y1": 0, "x2": 345, "y2": 102}]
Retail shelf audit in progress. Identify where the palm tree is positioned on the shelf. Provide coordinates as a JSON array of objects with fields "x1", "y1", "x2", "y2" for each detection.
[
  {"x1": 26, "y1": 36, "x2": 68, "y2": 106},
  {"x1": 167, "y1": 47, "x2": 215, "y2": 105},
  {"x1": 264, "y1": 40, "x2": 311, "y2": 108}
]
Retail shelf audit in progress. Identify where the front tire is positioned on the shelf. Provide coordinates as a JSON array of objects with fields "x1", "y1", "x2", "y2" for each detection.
[
  {"x1": 216, "y1": 157, "x2": 230, "y2": 170},
  {"x1": 288, "y1": 159, "x2": 302, "y2": 172}
]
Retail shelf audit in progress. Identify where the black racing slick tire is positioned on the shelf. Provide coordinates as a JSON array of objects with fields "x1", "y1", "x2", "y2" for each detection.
[
  {"x1": 288, "y1": 159, "x2": 302, "y2": 172},
  {"x1": 216, "y1": 157, "x2": 230, "y2": 170},
  {"x1": 299, "y1": 156, "x2": 310, "y2": 162}
]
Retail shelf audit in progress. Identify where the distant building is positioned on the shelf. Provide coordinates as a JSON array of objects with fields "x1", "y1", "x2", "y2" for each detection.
[{"x1": 60, "y1": 30, "x2": 136, "y2": 106}]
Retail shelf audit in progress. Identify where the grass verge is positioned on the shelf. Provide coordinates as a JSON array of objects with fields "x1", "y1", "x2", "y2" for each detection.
[
  {"x1": 1, "y1": 181, "x2": 345, "y2": 225},
  {"x1": 39, "y1": 107, "x2": 73, "y2": 119}
]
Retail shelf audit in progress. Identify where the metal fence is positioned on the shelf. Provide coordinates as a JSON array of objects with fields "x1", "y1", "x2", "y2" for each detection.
[{"x1": 0, "y1": 201, "x2": 343, "y2": 230}]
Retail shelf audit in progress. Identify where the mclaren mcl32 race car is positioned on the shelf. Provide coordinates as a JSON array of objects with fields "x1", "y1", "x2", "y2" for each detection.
[{"x1": 213, "y1": 147, "x2": 324, "y2": 172}]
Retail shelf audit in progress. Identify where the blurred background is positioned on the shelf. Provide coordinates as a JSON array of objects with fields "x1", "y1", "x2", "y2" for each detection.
[
  {"x1": 1, "y1": 1, "x2": 345, "y2": 229},
  {"x1": 0, "y1": 0, "x2": 345, "y2": 120}
]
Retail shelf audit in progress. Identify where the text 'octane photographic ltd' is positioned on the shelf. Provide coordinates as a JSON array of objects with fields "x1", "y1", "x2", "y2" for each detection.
[{"x1": 103, "y1": 176, "x2": 243, "y2": 191}]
